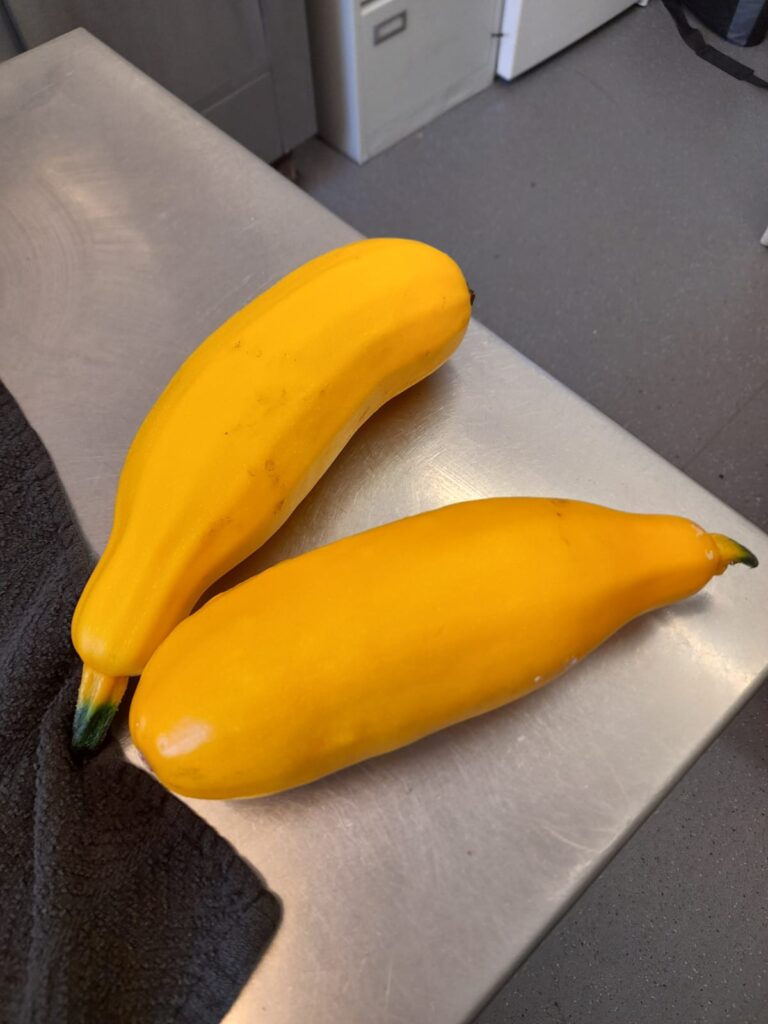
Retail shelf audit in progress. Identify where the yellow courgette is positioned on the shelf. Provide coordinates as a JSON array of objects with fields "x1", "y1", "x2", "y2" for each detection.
[
  {"x1": 129, "y1": 498, "x2": 757, "y2": 799},
  {"x1": 71, "y1": 238, "x2": 472, "y2": 748}
]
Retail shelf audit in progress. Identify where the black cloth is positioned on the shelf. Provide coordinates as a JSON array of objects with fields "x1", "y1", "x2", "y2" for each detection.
[{"x1": 0, "y1": 382, "x2": 280, "y2": 1023}]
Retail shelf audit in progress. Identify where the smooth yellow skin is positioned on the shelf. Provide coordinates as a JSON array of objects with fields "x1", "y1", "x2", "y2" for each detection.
[
  {"x1": 72, "y1": 238, "x2": 471, "y2": 679},
  {"x1": 130, "y1": 498, "x2": 753, "y2": 800}
]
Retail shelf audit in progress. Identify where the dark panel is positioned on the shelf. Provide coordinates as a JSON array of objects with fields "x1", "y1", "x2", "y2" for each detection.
[
  {"x1": 202, "y1": 70, "x2": 283, "y2": 162},
  {"x1": 6, "y1": 0, "x2": 269, "y2": 109},
  {"x1": 260, "y1": 0, "x2": 316, "y2": 151}
]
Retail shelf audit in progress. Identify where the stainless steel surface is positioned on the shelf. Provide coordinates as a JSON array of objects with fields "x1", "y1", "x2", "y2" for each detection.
[{"x1": 1, "y1": 31, "x2": 766, "y2": 1024}]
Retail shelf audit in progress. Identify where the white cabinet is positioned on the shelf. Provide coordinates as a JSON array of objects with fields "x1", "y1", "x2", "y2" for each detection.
[
  {"x1": 308, "y1": 0, "x2": 502, "y2": 163},
  {"x1": 496, "y1": 0, "x2": 639, "y2": 81}
]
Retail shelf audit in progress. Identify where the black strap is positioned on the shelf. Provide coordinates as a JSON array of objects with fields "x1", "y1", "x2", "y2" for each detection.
[{"x1": 662, "y1": 0, "x2": 768, "y2": 88}]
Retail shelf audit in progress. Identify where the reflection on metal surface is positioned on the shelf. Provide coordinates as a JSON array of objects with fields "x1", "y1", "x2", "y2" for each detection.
[
  {"x1": 665, "y1": 612, "x2": 754, "y2": 697},
  {"x1": 1, "y1": 31, "x2": 767, "y2": 1024}
]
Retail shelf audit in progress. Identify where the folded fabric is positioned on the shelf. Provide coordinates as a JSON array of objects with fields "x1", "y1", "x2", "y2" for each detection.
[{"x1": 0, "y1": 382, "x2": 280, "y2": 1023}]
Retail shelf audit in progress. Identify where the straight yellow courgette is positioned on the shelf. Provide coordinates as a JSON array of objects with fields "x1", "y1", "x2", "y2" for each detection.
[{"x1": 129, "y1": 498, "x2": 757, "y2": 799}]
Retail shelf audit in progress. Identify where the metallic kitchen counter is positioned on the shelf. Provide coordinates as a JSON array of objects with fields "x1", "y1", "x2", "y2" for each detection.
[{"x1": 2, "y1": 31, "x2": 766, "y2": 1024}]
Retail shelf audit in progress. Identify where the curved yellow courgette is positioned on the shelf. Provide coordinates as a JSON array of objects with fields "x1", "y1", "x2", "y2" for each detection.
[{"x1": 71, "y1": 238, "x2": 472, "y2": 748}]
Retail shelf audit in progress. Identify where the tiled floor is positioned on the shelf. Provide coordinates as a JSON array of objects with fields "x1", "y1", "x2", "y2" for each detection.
[
  {"x1": 295, "y1": 3, "x2": 768, "y2": 533},
  {"x1": 293, "y1": 4, "x2": 768, "y2": 1021}
]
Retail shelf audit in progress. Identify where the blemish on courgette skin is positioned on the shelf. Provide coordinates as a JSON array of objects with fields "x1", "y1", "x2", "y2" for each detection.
[
  {"x1": 207, "y1": 515, "x2": 233, "y2": 536},
  {"x1": 264, "y1": 458, "x2": 280, "y2": 487}
]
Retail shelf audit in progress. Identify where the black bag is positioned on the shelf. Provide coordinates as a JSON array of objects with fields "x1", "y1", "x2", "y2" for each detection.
[
  {"x1": 663, "y1": 0, "x2": 768, "y2": 87},
  {"x1": 681, "y1": 0, "x2": 768, "y2": 44}
]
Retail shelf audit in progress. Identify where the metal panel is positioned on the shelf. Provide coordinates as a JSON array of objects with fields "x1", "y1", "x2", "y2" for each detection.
[
  {"x1": 0, "y1": 5, "x2": 21, "y2": 61},
  {"x1": 306, "y1": 0, "x2": 363, "y2": 160},
  {"x1": 1, "y1": 31, "x2": 766, "y2": 1024},
  {"x1": 260, "y1": 0, "x2": 317, "y2": 152},
  {"x1": 6, "y1": 0, "x2": 269, "y2": 109},
  {"x1": 5, "y1": 0, "x2": 315, "y2": 156},
  {"x1": 202, "y1": 71, "x2": 283, "y2": 163}
]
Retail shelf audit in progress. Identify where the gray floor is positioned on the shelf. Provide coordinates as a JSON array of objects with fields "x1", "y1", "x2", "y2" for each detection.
[{"x1": 293, "y1": 4, "x2": 768, "y2": 1022}]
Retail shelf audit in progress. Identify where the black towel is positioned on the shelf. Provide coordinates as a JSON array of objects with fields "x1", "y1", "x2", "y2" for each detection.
[{"x1": 0, "y1": 382, "x2": 280, "y2": 1023}]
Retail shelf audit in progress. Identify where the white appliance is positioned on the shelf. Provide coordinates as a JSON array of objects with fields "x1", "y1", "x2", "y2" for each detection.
[
  {"x1": 496, "y1": 0, "x2": 644, "y2": 81},
  {"x1": 307, "y1": 0, "x2": 503, "y2": 163}
]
